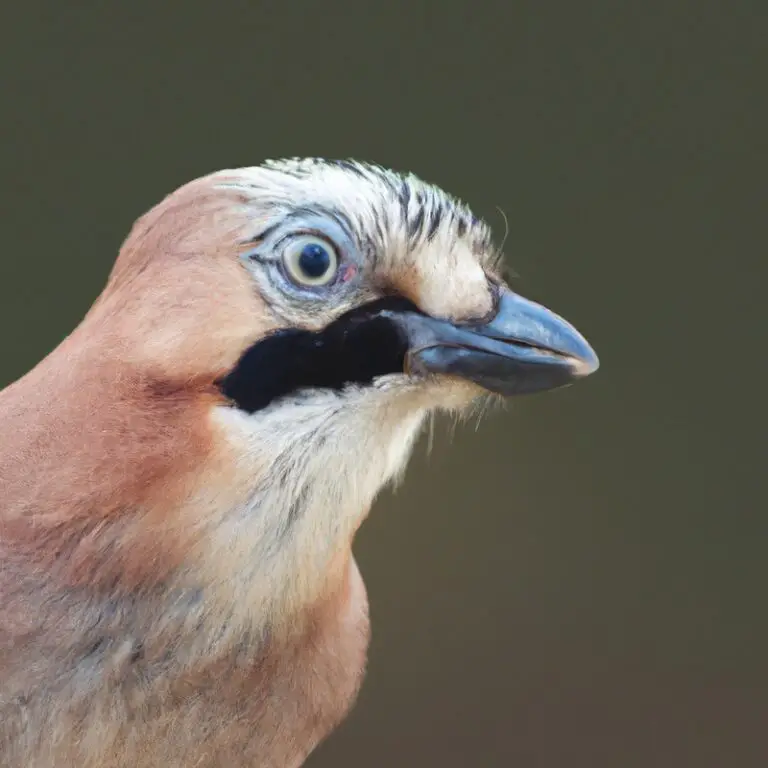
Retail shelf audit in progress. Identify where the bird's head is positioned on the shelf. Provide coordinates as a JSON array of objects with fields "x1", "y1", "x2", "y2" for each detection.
[
  {"x1": 102, "y1": 158, "x2": 597, "y2": 404},
  {"x1": 85, "y1": 158, "x2": 598, "y2": 618}
]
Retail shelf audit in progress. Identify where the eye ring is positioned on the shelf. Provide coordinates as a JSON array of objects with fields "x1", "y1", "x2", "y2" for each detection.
[{"x1": 282, "y1": 235, "x2": 339, "y2": 288}]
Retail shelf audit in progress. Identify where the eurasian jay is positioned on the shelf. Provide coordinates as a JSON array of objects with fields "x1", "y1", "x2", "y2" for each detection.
[{"x1": 0, "y1": 159, "x2": 598, "y2": 767}]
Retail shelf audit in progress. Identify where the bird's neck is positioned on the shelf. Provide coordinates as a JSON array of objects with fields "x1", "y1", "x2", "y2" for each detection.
[{"x1": 193, "y1": 388, "x2": 428, "y2": 637}]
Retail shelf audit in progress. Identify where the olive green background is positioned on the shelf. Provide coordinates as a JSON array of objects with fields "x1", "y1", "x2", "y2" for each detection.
[{"x1": 1, "y1": 2, "x2": 765, "y2": 766}]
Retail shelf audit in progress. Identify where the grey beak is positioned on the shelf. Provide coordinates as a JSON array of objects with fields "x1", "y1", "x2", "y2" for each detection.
[{"x1": 384, "y1": 288, "x2": 599, "y2": 396}]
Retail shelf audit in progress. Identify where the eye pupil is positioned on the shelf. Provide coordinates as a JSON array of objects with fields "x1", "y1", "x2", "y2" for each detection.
[{"x1": 298, "y1": 243, "x2": 331, "y2": 278}]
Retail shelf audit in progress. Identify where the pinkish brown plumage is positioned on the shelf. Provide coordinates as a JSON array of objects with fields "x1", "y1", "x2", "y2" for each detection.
[{"x1": 0, "y1": 159, "x2": 598, "y2": 766}]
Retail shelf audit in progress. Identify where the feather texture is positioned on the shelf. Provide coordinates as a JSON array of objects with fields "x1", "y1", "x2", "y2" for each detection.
[{"x1": 0, "y1": 159, "x2": 503, "y2": 766}]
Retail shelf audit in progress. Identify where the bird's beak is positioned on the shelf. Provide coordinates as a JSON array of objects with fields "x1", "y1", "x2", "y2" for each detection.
[{"x1": 384, "y1": 287, "x2": 599, "y2": 396}]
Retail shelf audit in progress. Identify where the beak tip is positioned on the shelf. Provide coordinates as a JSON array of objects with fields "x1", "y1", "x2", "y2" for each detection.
[
  {"x1": 570, "y1": 347, "x2": 600, "y2": 378},
  {"x1": 563, "y1": 326, "x2": 599, "y2": 378}
]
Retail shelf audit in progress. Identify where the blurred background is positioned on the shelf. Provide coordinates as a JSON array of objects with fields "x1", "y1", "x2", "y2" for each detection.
[{"x1": 0, "y1": 1, "x2": 765, "y2": 766}]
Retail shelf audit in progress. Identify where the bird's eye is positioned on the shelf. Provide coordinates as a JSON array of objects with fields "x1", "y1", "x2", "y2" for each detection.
[{"x1": 282, "y1": 236, "x2": 339, "y2": 287}]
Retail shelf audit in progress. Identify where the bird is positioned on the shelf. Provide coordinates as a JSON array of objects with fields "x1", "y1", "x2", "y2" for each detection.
[{"x1": 0, "y1": 158, "x2": 598, "y2": 767}]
